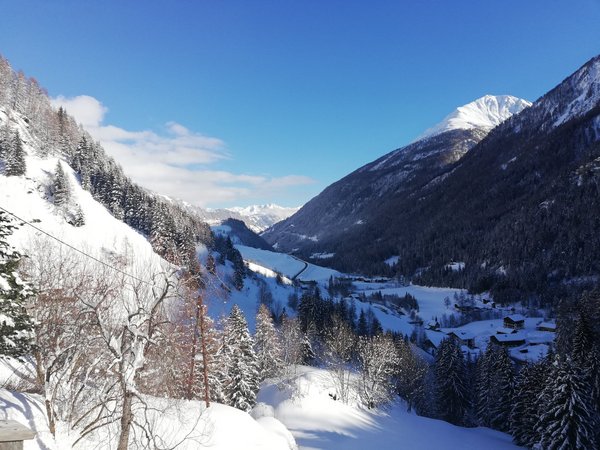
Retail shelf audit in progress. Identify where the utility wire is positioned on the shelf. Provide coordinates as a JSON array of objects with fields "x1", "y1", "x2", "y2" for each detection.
[
  {"x1": 0, "y1": 203, "x2": 154, "y2": 286},
  {"x1": 0, "y1": 203, "x2": 235, "y2": 294}
]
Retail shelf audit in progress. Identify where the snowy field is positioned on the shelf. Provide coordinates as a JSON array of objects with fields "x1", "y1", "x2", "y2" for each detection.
[
  {"x1": 236, "y1": 245, "x2": 342, "y2": 282},
  {"x1": 258, "y1": 366, "x2": 520, "y2": 450},
  {"x1": 350, "y1": 283, "x2": 470, "y2": 336}
]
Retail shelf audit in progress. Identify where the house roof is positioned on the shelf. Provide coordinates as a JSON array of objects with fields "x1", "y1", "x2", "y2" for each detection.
[
  {"x1": 449, "y1": 330, "x2": 477, "y2": 341},
  {"x1": 510, "y1": 343, "x2": 549, "y2": 363},
  {"x1": 537, "y1": 321, "x2": 556, "y2": 330},
  {"x1": 424, "y1": 330, "x2": 446, "y2": 348},
  {"x1": 504, "y1": 314, "x2": 525, "y2": 323},
  {"x1": 527, "y1": 332, "x2": 555, "y2": 345},
  {"x1": 496, "y1": 327, "x2": 516, "y2": 335},
  {"x1": 491, "y1": 332, "x2": 527, "y2": 343}
]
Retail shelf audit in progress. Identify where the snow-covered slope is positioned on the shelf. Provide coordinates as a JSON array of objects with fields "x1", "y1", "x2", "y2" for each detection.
[
  {"x1": 1, "y1": 155, "x2": 165, "y2": 272},
  {"x1": 228, "y1": 204, "x2": 301, "y2": 233},
  {"x1": 258, "y1": 366, "x2": 519, "y2": 450},
  {"x1": 419, "y1": 95, "x2": 531, "y2": 140},
  {"x1": 264, "y1": 95, "x2": 529, "y2": 259},
  {"x1": 0, "y1": 387, "x2": 294, "y2": 450}
]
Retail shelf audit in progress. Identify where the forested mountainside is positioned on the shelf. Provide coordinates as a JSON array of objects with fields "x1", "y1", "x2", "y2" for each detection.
[
  {"x1": 266, "y1": 56, "x2": 600, "y2": 306},
  {"x1": 0, "y1": 55, "x2": 246, "y2": 275},
  {"x1": 263, "y1": 126, "x2": 490, "y2": 253}
]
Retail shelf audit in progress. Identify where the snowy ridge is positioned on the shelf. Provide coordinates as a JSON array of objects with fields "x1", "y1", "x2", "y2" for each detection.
[
  {"x1": 549, "y1": 56, "x2": 600, "y2": 127},
  {"x1": 419, "y1": 95, "x2": 531, "y2": 140},
  {"x1": 227, "y1": 204, "x2": 300, "y2": 233}
]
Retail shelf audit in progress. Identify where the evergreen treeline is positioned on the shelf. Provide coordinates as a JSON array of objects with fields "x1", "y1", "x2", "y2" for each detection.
[{"x1": 423, "y1": 289, "x2": 600, "y2": 449}]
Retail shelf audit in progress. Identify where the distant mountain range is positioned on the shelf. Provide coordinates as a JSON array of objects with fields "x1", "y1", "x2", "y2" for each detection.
[
  {"x1": 265, "y1": 55, "x2": 600, "y2": 305},
  {"x1": 226, "y1": 204, "x2": 300, "y2": 233},
  {"x1": 185, "y1": 203, "x2": 299, "y2": 233}
]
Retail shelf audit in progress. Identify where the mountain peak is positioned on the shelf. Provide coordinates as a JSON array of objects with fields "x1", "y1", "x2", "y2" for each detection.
[{"x1": 418, "y1": 95, "x2": 532, "y2": 140}]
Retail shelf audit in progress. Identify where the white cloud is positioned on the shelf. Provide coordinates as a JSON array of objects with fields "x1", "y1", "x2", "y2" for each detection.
[{"x1": 50, "y1": 95, "x2": 314, "y2": 207}]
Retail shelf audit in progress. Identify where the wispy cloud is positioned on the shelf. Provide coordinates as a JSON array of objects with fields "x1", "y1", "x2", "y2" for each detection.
[{"x1": 50, "y1": 95, "x2": 314, "y2": 207}]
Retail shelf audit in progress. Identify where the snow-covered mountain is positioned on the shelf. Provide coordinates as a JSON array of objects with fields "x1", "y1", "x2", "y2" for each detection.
[
  {"x1": 269, "y1": 54, "x2": 600, "y2": 303},
  {"x1": 264, "y1": 94, "x2": 529, "y2": 258},
  {"x1": 227, "y1": 204, "x2": 300, "y2": 233},
  {"x1": 418, "y1": 95, "x2": 531, "y2": 140}
]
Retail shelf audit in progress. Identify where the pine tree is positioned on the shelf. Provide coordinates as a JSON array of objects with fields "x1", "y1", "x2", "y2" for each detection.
[
  {"x1": 475, "y1": 345, "x2": 492, "y2": 426},
  {"x1": 538, "y1": 358, "x2": 596, "y2": 450},
  {"x1": 232, "y1": 251, "x2": 245, "y2": 291},
  {"x1": 52, "y1": 161, "x2": 70, "y2": 207},
  {"x1": 0, "y1": 211, "x2": 34, "y2": 358},
  {"x1": 206, "y1": 254, "x2": 216, "y2": 275},
  {"x1": 357, "y1": 309, "x2": 369, "y2": 336},
  {"x1": 222, "y1": 305, "x2": 259, "y2": 411},
  {"x1": 254, "y1": 304, "x2": 283, "y2": 382},
  {"x1": 434, "y1": 338, "x2": 470, "y2": 425},
  {"x1": 488, "y1": 346, "x2": 515, "y2": 431},
  {"x1": 4, "y1": 130, "x2": 26, "y2": 176},
  {"x1": 510, "y1": 359, "x2": 550, "y2": 447}
]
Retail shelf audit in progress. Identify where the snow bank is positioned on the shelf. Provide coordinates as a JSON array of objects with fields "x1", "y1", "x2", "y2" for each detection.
[
  {"x1": 258, "y1": 366, "x2": 519, "y2": 450},
  {"x1": 0, "y1": 388, "x2": 295, "y2": 450}
]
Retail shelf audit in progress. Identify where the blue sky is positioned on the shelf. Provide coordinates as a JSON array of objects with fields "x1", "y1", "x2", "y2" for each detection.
[{"x1": 1, "y1": 1, "x2": 600, "y2": 208}]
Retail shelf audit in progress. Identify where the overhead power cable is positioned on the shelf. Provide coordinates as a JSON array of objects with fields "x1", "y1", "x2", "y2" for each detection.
[{"x1": 0, "y1": 203, "x2": 154, "y2": 286}]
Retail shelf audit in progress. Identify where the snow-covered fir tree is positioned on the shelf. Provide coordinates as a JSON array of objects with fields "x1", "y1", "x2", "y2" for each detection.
[
  {"x1": 3, "y1": 130, "x2": 26, "y2": 176},
  {"x1": 222, "y1": 304, "x2": 259, "y2": 411},
  {"x1": 52, "y1": 161, "x2": 70, "y2": 207},
  {"x1": 434, "y1": 338, "x2": 470, "y2": 425},
  {"x1": 510, "y1": 359, "x2": 550, "y2": 447},
  {"x1": 537, "y1": 357, "x2": 597, "y2": 450},
  {"x1": 254, "y1": 303, "x2": 283, "y2": 382},
  {"x1": 0, "y1": 210, "x2": 34, "y2": 358},
  {"x1": 488, "y1": 346, "x2": 515, "y2": 432}
]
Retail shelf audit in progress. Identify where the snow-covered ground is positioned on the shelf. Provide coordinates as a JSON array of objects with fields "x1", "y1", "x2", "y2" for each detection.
[
  {"x1": 0, "y1": 386, "x2": 294, "y2": 450},
  {"x1": 350, "y1": 283, "x2": 471, "y2": 336},
  {"x1": 258, "y1": 366, "x2": 520, "y2": 450},
  {"x1": 0, "y1": 154, "x2": 166, "y2": 273},
  {"x1": 438, "y1": 317, "x2": 555, "y2": 362},
  {"x1": 236, "y1": 245, "x2": 342, "y2": 282}
]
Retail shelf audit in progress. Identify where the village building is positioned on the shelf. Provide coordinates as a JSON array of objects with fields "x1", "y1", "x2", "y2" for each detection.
[
  {"x1": 423, "y1": 330, "x2": 445, "y2": 355},
  {"x1": 426, "y1": 319, "x2": 441, "y2": 331},
  {"x1": 503, "y1": 314, "x2": 525, "y2": 330},
  {"x1": 490, "y1": 332, "x2": 527, "y2": 347},
  {"x1": 448, "y1": 330, "x2": 477, "y2": 349},
  {"x1": 536, "y1": 321, "x2": 556, "y2": 332}
]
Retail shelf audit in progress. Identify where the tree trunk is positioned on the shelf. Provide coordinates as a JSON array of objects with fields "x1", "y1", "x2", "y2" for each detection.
[
  {"x1": 34, "y1": 350, "x2": 56, "y2": 437},
  {"x1": 117, "y1": 391, "x2": 133, "y2": 450}
]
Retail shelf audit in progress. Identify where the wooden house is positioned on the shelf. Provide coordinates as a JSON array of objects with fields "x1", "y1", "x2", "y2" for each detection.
[
  {"x1": 448, "y1": 330, "x2": 477, "y2": 349},
  {"x1": 503, "y1": 314, "x2": 525, "y2": 330},
  {"x1": 536, "y1": 321, "x2": 556, "y2": 332},
  {"x1": 427, "y1": 319, "x2": 441, "y2": 331},
  {"x1": 490, "y1": 332, "x2": 526, "y2": 347}
]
